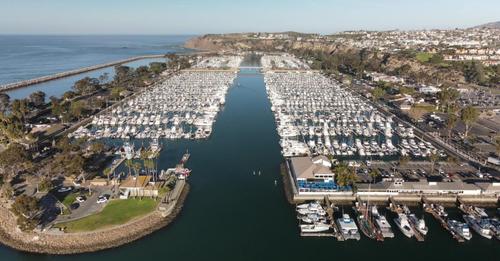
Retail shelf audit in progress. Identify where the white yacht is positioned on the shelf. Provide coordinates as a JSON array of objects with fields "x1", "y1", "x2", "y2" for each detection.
[
  {"x1": 394, "y1": 214, "x2": 414, "y2": 238},
  {"x1": 300, "y1": 223, "x2": 330, "y2": 233},
  {"x1": 372, "y1": 206, "x2": 394, "y2": 238},
  {"x1": 336, "y1": 214, "x2": 361, "y2": 240}
]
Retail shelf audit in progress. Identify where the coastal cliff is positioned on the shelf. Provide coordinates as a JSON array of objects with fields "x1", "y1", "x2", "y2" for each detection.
[
  {"x1": 185, "y1": 33, "x2": 468, "y2": 84},
  {"x1": 0, "y1": 184, "x2": 189, "y2": 255},
  {"x1": 185, "y1": 34, "x2": 340, "y2": 53}
]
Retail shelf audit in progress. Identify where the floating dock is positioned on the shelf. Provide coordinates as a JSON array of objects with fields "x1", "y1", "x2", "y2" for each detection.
[
  {"x1": 422, "y1": 197, "x2": 464, "y2": 243},
  {"x1": 325, "y1": 197, "x2": 344, "y2": 241}
]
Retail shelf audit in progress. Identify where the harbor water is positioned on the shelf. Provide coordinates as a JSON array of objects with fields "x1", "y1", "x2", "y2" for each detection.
[{"x1": 1, "y1": 56, "x2": 500, "y2": 260}]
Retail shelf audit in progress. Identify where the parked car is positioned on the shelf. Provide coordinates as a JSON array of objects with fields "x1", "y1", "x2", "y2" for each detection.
[
  {"x1": 57, "y1": 186, "x2": 73, "y2": 193},
  {"x1": 76, "y1": 196, "x2": 87, "y2": 203},
  {"x1": 97, "y1": 195, "x2": 109, "y2": 204},
  {"x1": 70, "y1": 203, "x2": 80, "y2": 210}
]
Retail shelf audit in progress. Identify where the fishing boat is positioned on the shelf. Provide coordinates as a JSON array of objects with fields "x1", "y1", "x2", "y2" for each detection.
[
  {"x1": 408, "y1": 214, "x2": 428, "y2": 236},
  {"x1": 371, "y1": 206, "x2": 394, "y2": 238},
  {"x1": 448, "y1": 219, "x2": 472, "y2": 240},
  {"x1": 463, "y1": 215, "x2": 493, "y2": 239}
]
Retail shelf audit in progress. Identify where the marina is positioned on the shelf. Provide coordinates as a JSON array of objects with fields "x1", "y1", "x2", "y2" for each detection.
[
  {"x1": 263, "y1": 59, "x2": 444, "y2": 160},
  {"x1": 1, "y1": 0, "x2": 500, "y2": 258},
  {"x1": 1, "y1": 54, "x2": 500, "y2": 260},
  {"x1": 71, "y1": 56, "x2": 243, "y2": 140}
]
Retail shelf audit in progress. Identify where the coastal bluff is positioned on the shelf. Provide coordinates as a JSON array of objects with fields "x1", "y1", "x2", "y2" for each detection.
[{"x1": 0, "y1": 184, "x2": 189, "y2": 255}]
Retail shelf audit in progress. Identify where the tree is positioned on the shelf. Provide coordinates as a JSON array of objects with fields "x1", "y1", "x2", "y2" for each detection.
[
  {"x1": 103, "y1": 167, "x2": 112, "y2": 181},
  {"x1": 37, "y1": 177, "x2": 53, "y2": 192},
  {"x1": 494, "y1": 136, "x2": 500, "y2": 157},
  {"x1": 132, "y1": 162, "x2": 142, "y2": 177},
  {"x1": 49, "y1": 96, "x2": 64, "y2": 118},
  {"x1": 438, "y1": 87, "x2": 460, "y2": 113},
  {"x1": 98, "y1": 73, "x2": 110, "y2": 84},
  {"x1": 114, "y1": 66, "x2": 133, "y2": 84},
  {"x1": 0, "y1": 112, "x2": 26, "y2": 143},
  {"x1": 70, "y1": 100, "x2": 86, "y2": 120},
  {"x1": 62, "y1": 90, "x2": 77, "y2": 101},
  {"x1": 445, "y1": 113, "x2": 458, "y2": 140},
  {"x1": 56, "y1": 136, "x2": 77, "y2": 152},
  {"x1": 1, "y1": 181, "x2": 13, "y2": 199},
  {"x1": 149, "y1": 62, "x2": 166, "y2": 75},
  {"x1": 10, "y1": 99, "x2": 29, "y2": 122},
  {"x1": 64, "y1": 154, "x2": 85, "y2": 177},
  {"x1": 429, "y1": 152, "x2": 440, "y2": 176},
  {"x1": 73, "y1": 77, "x2": 100, "y2": 95},
  {"x1": 135, "y1": 66, "x2": 150, "y2": 78},
  {"x1": 460, "y1": 105, "x2": 479, "y2": 138},
  {"x1": 334, "y1": 163, "x2": 358, "y2": 188},
  {"x1": 28, "y1": 91, "x2": 46, "y2": 108},
  {"x1": 464, "y1": 61, "x2": 486, "y2": 85},
  {"x1": 89, "y1": 142, "x2": 105, "y2": 155},
  {"x1": 398, "y1": 155, "x2": 410, "y2": 166},
  {"x1": 110, "y1": 87, "x2": 125, "y2": 101},
  {"x1": 0, "y1": 143, "x2": 30, "y2": 180},
  {"x1": 11, "y1": 195, "x2": 39, "y2": 231},
  {"x1": 125, "y1": 159, "x2": 133, "y2": 176},
  {"x1": 0, "y1": 93, "x2": 10, "y2": 113},
  {"x1": 368, "y1": 169, "x2": 380, "y2": 184},
  {"x1": 371, "y1": 87, "x2": 385, "y2": 101}
]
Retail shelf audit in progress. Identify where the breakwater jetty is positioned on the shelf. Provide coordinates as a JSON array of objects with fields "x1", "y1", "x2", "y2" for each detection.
[
  {"x1": 0, "y1": 54, "x2": 166, "y2": 92},
  {"x1": 0, "y1": 183, "x2": 189, "y2": 255}
]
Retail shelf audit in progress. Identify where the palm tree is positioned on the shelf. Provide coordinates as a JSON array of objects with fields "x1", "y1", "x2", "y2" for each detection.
[
  {"x1": 103, "y1": 167, "x2": 112, "y2": 181},
  {"x1": 495, "y1": 136, "x2": 500, "y2": 157},
  {"x1": 132, "y1": 162, "x2": 142, "y2": 177},
  {"x1": 125, "y1": 159, "x2": 133, "y2": 177},
  {"x1": 460, "y1": 106, "x2": 479, "y2": 138},
  {"x1": 369, "y1": 169, "x2": 380, "y2": 184},
  {"x1": 334, "y1": 162, "x2": 358, "y2": 189},
  {"x1": 445, "y1": 113, "x2": 458, "y2": 141},
  {"x1": 398, "y1": 155, "x2": 410, "y2": 167},
  {"x1": 429, "y1": 153, "x2": 440, "y2": 176}
]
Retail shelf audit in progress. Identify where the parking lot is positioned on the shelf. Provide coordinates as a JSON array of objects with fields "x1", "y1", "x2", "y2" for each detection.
[{"x1": 49, "y1": 185, "x2": 114, "y2": 225}]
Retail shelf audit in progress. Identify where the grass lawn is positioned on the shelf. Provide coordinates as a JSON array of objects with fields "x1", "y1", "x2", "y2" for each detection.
[
  {"x1": 408, "y1": 103, "x2": 436, "y2": 120},
  {"x1": 55, "y1": 198, "x2": 157, "y2": 232},
  {"x1": 61, "y1": 193, "x2": 78, "y2": 208},
  {"x1": 416, "y1": 52, "x2": 434, "y2": 63}
]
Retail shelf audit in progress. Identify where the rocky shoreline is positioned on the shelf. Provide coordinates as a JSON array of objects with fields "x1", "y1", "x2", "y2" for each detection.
[{"x1": 0, "y1": 184, "x2": 190, "y2": 255}]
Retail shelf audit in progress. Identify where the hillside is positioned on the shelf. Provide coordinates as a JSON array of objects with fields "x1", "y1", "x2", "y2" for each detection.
[{"x1": 472, "y1": 21, "x2": 500, "y2": 29}]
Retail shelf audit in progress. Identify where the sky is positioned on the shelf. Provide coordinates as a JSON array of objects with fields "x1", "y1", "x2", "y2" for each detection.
[{"x1": 1, "y1": 0, "x2": 499, "y2": 35}]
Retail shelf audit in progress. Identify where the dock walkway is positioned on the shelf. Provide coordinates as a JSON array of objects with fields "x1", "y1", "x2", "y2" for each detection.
[{"x1": 422, "y1": 197, "x2": 465, "y2": 243}]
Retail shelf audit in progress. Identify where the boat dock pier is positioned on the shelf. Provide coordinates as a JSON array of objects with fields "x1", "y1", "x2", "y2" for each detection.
[
  {"x1": 422, "y1": 197, "x2": 465, "y2": 243},
  {"x1": 408, "y1": 220, "x2": 425, "y2": 242},
  {"x1": 354, "y1": 198, "x2": 384, "y2": 241},
  {"x1": 325, "y1": 197, "x2": 344, "y2": 241},
  {"x1": 388, "y1": 197, "x2": 405, "y2": 214},
  {"x1": 109, "y1": 157, "x2": 126, "y2": 175},
  {"x1": 387, "y1": 197, "x2": 425, "y2": 242},
  {"x1": 0, "y1": 54, "x2": 165, "y2": 92}
]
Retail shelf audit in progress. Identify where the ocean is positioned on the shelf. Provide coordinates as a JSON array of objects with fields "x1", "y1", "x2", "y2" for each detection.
[{"x1": 0, "y1": 35, "x2": 193, "y2": 99}]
